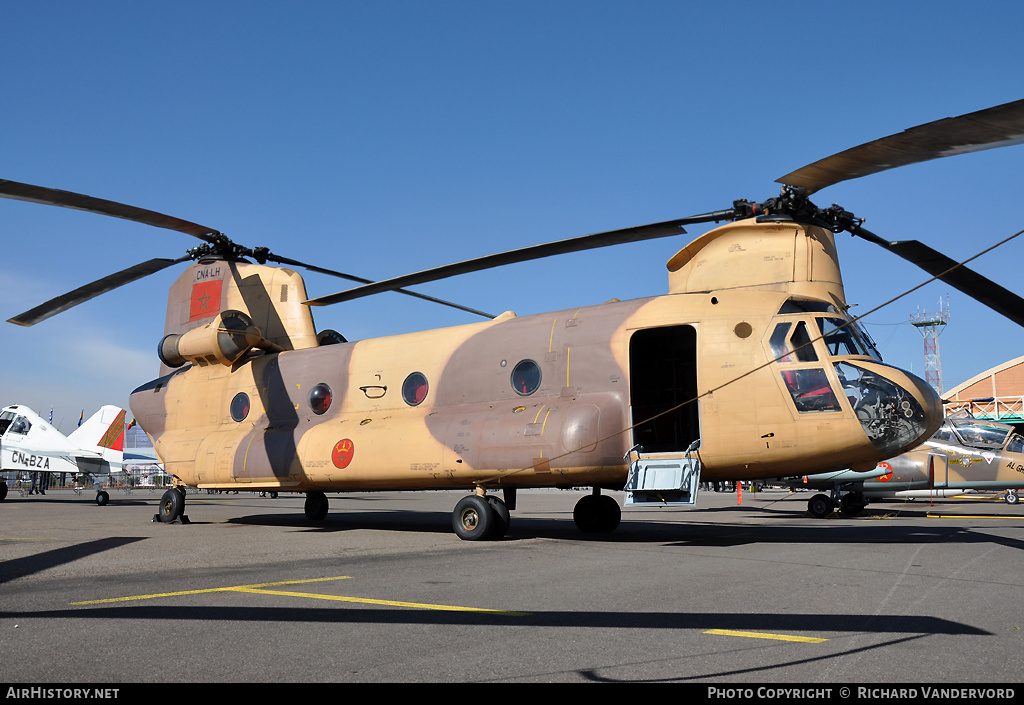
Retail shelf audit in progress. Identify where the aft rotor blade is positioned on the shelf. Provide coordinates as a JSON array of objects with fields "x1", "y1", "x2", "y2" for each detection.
[
  {"x1": 8, "y1": 255, "x2": 192, "y2": 326},
  {"x1": 851, "y1": 226, "x2": 1024, "y2": 328},
  {"x1": 778, "y1": 98, "x2": 1024, "y2": 194},
  {"x1": 0, "y1": 179, "x2": 220, "y2": 242},
  {"x1": 264, "y1": 253, "x2": 497, "y2": 319},
  {"x1": 305, "y1": 218, "x2": 690, "y2": 307}
]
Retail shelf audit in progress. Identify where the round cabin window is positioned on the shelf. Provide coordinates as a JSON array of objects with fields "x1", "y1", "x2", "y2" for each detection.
[
  {"x1": 230, "y1": 392, "x2": 250, "y2": 422},
  {"x1": 309, "y1": 383, "x2": 332, "y2": 415},
  {"x1": 402, "y1": 372, "x2": 429, "y2": 406},
  {"x1": 511, "y1": 359, "x2": 541, "y2": 396}
]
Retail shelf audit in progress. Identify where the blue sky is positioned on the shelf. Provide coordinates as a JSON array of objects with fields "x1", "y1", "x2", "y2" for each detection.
[{"x1": 2, "y1": 0, "x2": 1023, "y2": 433}]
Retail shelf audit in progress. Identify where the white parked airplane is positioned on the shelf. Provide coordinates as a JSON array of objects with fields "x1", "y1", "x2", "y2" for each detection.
[{"x1": 0, "y1": 404, "x2": 126, "y2": 505}]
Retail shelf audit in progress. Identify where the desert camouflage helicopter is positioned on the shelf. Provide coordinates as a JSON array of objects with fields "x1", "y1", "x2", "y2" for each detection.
[{"x1": 3, "y1": 99, "x2": 1024, "y2": 540}]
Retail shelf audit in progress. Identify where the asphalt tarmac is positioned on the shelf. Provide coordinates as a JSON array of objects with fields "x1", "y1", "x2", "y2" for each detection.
[{"x1": 2, "y1": 485, "x2": 1023, "y2": 686}]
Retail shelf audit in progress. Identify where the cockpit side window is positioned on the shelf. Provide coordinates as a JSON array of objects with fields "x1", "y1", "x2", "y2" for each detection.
[
  {"x1": 0, "y1": 411, "x2": 13, "y2": 436},
  {"x1": 770, "y1": 321, "x2": 839, "y2": 413},
  {"x1": 930, "y1": 424, "x2": 957, "y2": 443},
  {"x1": 9, "y1": 416, "x2": 30, "y2": 435},
  {"x1": 780, "y1": 368, "x2": 842, "y2": 413},
  {"x1": 1007, "y1": 434, "x2": 1024, "y2": 454},
  {"x1": 769, "y1": 323, "x2": 792, "y2": 362},
  {"x1": 790, "y1": 321, "x2": 818, "y2": 362},
  {"x1": 769, "y1": 322, "x2": 818, "y2": 362}
]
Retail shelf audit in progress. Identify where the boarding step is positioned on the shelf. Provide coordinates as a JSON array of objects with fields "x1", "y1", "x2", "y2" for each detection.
[{"x1": 624, "y1": 449, "x2": 700, "y2": 507}]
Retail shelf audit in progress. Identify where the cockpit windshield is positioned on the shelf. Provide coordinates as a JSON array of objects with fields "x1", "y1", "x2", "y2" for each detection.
[
  {"x1": 947, "y1": 418, "x2": 1014, "y2": 449},
  {"x1": 816, "y1": 317, "x2": 881, "y2": 360},
  {"x1": 0, "y1": 411, "x2": 29, "y2": 436},
  {"x1": 776, "y1": 299, "x2": 881, "y2": 361}
]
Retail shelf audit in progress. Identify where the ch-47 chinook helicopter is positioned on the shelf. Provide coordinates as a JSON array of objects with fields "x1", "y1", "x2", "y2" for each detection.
[{"x1": 3, "y1": 99, "x2": 1024, "y2": 540}]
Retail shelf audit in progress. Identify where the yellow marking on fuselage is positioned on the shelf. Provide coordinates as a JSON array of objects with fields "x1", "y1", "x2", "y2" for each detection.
[
  {"x1": 704, "y1": 629, "x2": 828, "y2": 643},
  {"x1": 548, "y1": 318, "x2": 557, "y2": 353},
  {"x1": 540, "y1": 407, "x2": 552, "y2": 435},
  {"x1": 70, "y1": 576, "x2": 527, "y2": 615}
]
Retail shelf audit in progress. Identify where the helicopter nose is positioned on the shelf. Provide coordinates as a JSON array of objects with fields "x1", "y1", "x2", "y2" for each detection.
[{"x1": 833, "y1": 361, "x2": 943, "y2": 457}]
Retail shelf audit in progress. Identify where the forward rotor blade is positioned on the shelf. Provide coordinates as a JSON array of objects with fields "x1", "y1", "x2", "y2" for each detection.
[
  {"x1": 305, "y1": 218, "x2": 691, "y2": 307},
  {"x1": 0, "y1": 179, "x2": 220, "y2": 241},
  {"x1": 851, "y1": 226, "x2": 1024, "y2": 328},
  {"x1": 778, "y1": 98, "x2": 1024, "y2": 194},
  {"x1": 264, "y1": 253, "x2": 496, "y2": 319},
  {"x1": 8, "y1": 255, "x2": 192, "y2": 326}
]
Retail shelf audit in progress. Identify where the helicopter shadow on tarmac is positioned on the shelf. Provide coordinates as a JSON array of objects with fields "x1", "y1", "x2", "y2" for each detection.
[{"x1": 221, "y1": 499, "x2": 1024, "y2": 554}]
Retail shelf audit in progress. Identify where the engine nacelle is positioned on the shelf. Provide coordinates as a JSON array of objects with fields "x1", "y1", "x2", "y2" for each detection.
[{"x1": 158, "y1": 309, "x2": 267, "y2": 368}]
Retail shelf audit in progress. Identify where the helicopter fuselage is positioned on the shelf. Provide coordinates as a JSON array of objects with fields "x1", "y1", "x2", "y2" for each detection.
[{"x1": 129, "y1": 219, "x2": 942, "y2": 495}]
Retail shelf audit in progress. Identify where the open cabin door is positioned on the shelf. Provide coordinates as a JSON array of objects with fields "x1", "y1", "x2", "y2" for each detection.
[{"x1": 625, "y1": 325, "x2": 702, "y2": 506}]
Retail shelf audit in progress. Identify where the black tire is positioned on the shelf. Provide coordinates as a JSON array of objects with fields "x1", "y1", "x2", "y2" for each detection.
[
  {"x1": 839, "y1": 492, "x2": 866, "y2": 516},
  {"x1": 452, "y1": 495, "x2": 493, "y2": 541},
  {"x1": 304, "y1": 491, "x2": 329, "y2": 521},
  {"x1": 573, "y1": 493, "x2": 620, "y2": 533},
  {"x1": 486, "y1": 496, "x2": 510, "y2": 539},
  {"x1": 96, "y1": 491, "x2": 109, "y2": 506},
  {"x1": 1005, "y1": 490, "x2": 1019, "y2": 505},
  {"x1": 597, "y1": 494, "x2": 621, "y2": 532},
  {"x1": 158, "y1": 487, "x2": 186, "y2": 523},
  {"x1": 574, "y1": 494, "x2": 602, "y2": 532},
  {"x1": 0, "y1": 481, "x2": 7, "y2": 502},
  {"x1": 808, "y1": 493, "x2": 834, "y2": 519}
]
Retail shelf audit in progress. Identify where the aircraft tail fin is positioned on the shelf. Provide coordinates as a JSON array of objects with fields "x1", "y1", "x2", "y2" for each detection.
[{"x1": 67, "y1": 406, "x2": 126, "y2": 461}]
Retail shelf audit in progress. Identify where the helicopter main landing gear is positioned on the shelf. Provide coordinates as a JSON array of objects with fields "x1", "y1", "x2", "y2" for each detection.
[
  {"x1": 155, "y1": 487, "x2": 189, "y2": 524},
  {"x1": 305, "y1": 490, "x2": 329, "y2": 521},
  {"x1": 452, "y1": 493, "x2": 510, "y2": 541},
  {"x1": 807, "y1": 490, "x2": 868, "y2": 518},
  {"x1": 573, "y1": 490, "x2": 621, "y2": 533}
]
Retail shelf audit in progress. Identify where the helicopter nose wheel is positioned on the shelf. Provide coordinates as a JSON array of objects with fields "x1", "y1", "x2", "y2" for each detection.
[
  {"x1": 807, "y1": 493, "x2": 835, "y2": 519},
  {"x1": 452, "y1": 494, "x2": 510, "y2": 541}
]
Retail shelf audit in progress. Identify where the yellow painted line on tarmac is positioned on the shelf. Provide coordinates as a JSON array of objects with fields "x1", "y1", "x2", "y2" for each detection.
[
  {"x1": 230, "y1": 587, "x2": 527, "y2": 614},
  {"x1": 71, "y1": 576, "x2": 354, "y2": 605},
  {"x1": 704, "y1": 629, "x2": 828, "y2": 643},
  {"x1": 927, "y1": 513, "x2": 1018, "y2": 519},
  {"x1": 71, "y1": 575, "x2": 527, "y2": 615}
]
